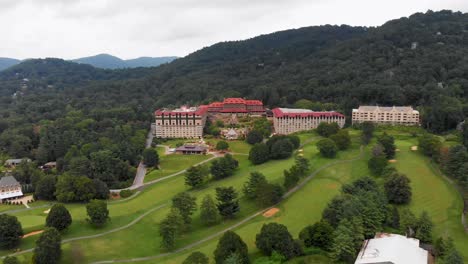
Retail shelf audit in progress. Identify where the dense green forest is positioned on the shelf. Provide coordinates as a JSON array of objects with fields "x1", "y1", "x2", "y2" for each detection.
[{"x1": 0, "y1": 10, "x2": 467, "y2": 188}]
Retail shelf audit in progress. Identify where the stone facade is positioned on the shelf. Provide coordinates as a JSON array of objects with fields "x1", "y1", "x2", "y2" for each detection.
[
  {"x1": 154, "y1": 106, "x2": 208, "y2": 138},
  {"x1": 272, "y1": 108, "x2": 345, "y2": 135},
  {"x1": 352, "y1": 106, "x2": 419, "y2": 126}
]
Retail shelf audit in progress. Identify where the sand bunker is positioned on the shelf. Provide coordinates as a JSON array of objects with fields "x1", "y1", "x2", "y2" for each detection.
[
  {"x1": 263, "y1": 208, "x2": 280, "y2": 218},
  {"x1": 395, "y1": 149, "x2": 401, "y2": 152},
  {"x1": 43, "y1": 209, "x2": 50, "y2": 214},
  {"x1": 22, "y1": 230, "x2": 44, "y2": 239},
  {"x1": 388, "y1": 159, "x2": 397, "y2": 163},
  {"x1": 411, "y1": 146, "x2": 418, "y2": 151}
]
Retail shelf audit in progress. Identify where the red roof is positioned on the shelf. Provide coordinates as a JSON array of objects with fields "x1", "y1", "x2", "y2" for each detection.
[
  {"x1": 208, "y1": 102, "x2": 224, "y2": 107},
  {"x1": 245, "y1": 100, "x2": 263, "y2": 105},
  {"x1": 223, "y1": 98, "x2": 246, "y2": 104},
  {"x1": 272, "y1": 108, "x2": 345, "y2": 118}
]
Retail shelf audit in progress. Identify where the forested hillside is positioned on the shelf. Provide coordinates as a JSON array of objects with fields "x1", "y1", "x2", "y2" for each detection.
[{"x1": 0, "y1": 10, "x2": 467, "y2": 188}]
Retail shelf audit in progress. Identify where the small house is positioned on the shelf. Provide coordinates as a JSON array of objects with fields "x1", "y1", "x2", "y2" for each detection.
[
  {"x1": 175, "y1": 145, "x2": 207, "y2": 155},
  {"x1": 4, "y1": 158, "x2": 31, "y2": 168},
  {"x1": 0, "y1": 176, "x2": 23, "y2": 202}
]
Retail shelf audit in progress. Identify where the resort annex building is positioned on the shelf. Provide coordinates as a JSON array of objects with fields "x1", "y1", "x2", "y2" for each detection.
[
  {"x1": 272, "y1": 108, "x2": 345, "y2": 135},
  {"x1": 154, "y1": 106, "x2": 208, "y2": 139},
  {"x1": 207, "y1": 98, "x2": 265, "y2": 115},
  {"x1": 352, "y1": 106, "x2": 420, "y2": 126}
]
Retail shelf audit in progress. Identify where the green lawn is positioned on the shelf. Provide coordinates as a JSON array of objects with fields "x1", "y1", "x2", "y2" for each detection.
[
  {"x1": 144, "y1": 154, "x2": 213, "y2": 183},
  {"x1": 5, "y1": 131, "x2": 466, "y2": 264},
  {"x1": 394, "y1": 140, "x2": 468, "y2": 261},
  {"x1": 205, "y1": 139, "x2": 252, "y2": 154}
]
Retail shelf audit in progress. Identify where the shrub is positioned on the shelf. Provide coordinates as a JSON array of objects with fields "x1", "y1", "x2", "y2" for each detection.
[{"x1": 119, "y1": 189, "x2": 135, "y2": 198}]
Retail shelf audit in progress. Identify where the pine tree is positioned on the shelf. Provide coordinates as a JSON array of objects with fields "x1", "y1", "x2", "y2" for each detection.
[
  {"x1": 242, "y1": 172, "x2": 267, "y2": 199},
  {"x1": 216, "y1": 187, "x2": 240, "y2": 219},
  {"x1": 159, "y1": 208, "x2": 185, "y2": 250},
  {"x1": 172, "y1": 192, "x2": 197, "y2": 225},
  {"x1": 200, "y1": 195, "x2": 220, "y2": 226}
]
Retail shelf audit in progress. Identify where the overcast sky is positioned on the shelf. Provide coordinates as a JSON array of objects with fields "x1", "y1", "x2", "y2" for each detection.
[{"x1": 1, "y1": 0, "x2": 467, "y2": 60}]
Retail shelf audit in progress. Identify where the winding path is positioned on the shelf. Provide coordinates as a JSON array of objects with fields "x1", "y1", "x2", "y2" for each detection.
[
  {"x1": 4, "y1": 203, "x2": 169, "y2": 258},
  {"x1": 90, "y1": 145, "x2": 364, "y2": 264}
]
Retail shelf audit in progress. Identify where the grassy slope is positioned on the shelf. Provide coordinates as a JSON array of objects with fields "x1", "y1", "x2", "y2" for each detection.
[
  {"x1": 1, "y1": 136, "x2": 312, "y2": 263},
  {"x1": 144, "y1": 154, "x2": 212, "y2": 183},
  {"x1": 394, "y1": 139, "x2": 468, "y2": 260}
]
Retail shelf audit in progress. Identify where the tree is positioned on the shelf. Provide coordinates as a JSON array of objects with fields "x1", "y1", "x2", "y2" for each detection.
[
  {"x1": 294, "y1": 156, "x2": 310, "y2": 176},
  {"x1": 368, "y1": 155, "x2": 388, "y2": 176},
  {"x1": 214, "y1": 231, "x2": 249, "y2": 264},
  {"x1": 242, "y1": 172, "x2": 267, "y2": 199},
  {"x1": 86, "y1": 199, "x2": 109, "y2": 226},
  {"x1": 93, "y1": 179, "x2": 110, "y2": 199},
  {"x1": 377, "y1": 133, "x2": 396, "y2": 159},
  {"x1": 246, "y1": 130, "x2": 263, "y2": 145},
  {"x1": 248, "y1": 143, "x2": 270, "y2": 165},
  {"x1": 330, "y1": 218, "x2": 364, "y2": 263},
  {"x1": 143, "y1": 148, "x2": 159, "y2": 167},
  {"x1": 0, "y1": 214, "x2": 23, "y2": 249},
  {"x1": 34, "y1": 175, "x2": 57, "y2": 200},
  {"x1": 55, "y1": 174, "x2": 96, "y2": 203},
  {"x1": 316, "y1": 138, "x2": 338, "y2": 158},
  {"x1": 32, "y1": 227, "x2": 61, "y2": 264},
  {"x1": 400, "y1": 209, "x2": 418, "y2": 237},
  {"x1": 330, "y1": 130, "x2": 351, "y2": 150},
  {"x1": 200, "y1": 194, "x2": 220, "y2": 226},
  {"x1": 185, "y1": 165, "x2": 207, "y2": 188},
  {"x1": 172, "y1": 192, "x2": 197, "y2": 225},
  {"x1": 360, "y1": 122, "x2": 374, "y2": 145},
  {"x1": 255, "y1": 223, "x2": 302, "y2": 260},
  {"x1": 283, "y1": 168, "x2": 300, "y2": 190},
  {"x1": 216, "y1": 141, "x2": 229, "y2": 151},
  {"x1": 418, "y1": 134, "x2": 442, "y2": 159},
  {"x1": 216, "y1": 187, "x2": 240, "y2": 219},
  {"x1": 462, "y1": 120, "x2": 468, "y2": 149},
  {"x1": 445, "y1": 145, "x2": 468, "y2": 180},
  {"x1": 299, "y1": 220, "x2": 334, "y2": 250},
  {"x1": 269, "y1": 139, "x2": 294, "y2": 159},
  {"x1": 182, "y1": 252, "x2": 209, "y2": 264},
  {"x1": 316, "y1": 122, "x2": 339, "y2": 137},
  {"x1": 256, "y1": 183, "x2": 283, "y2": 207},
  {"x1": 211, "y1": 154, "x2": 239, "y2": 180},
  {"x1": 2, "y1": 256, "x2": 19, "y2": 264},
  {"x1": 159, "y1": 208, "x2": 185, "y2": 250},
  {"x1": 443, "y1": 249, "x2": 464, "y2": 264},
  {"x1": 46, "y1": 204, "x2": 72, "y2": 231},
  {"x1": 386, "y1": 206, "x2": 400, "y2": 229},
  {"x1": 384, "y1": 173, "x2": 412, "y2": 204},
  {"x1": 371, "y1": 143, "x2": 385, "y2": 157},
  {"x1": 415, "y1": 211, "x2": 433, "y2": 243}
]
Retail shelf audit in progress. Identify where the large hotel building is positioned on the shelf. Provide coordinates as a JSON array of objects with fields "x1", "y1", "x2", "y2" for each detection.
[
  {"x1": 272, "y1": 108, "x2": 345, "y2": 135},
  {"x1": 154, "y1": 98, "x2": 265, "y2": 138},
  {"x1": 154, "y1": 106, "x2": 208, "y2": 139},
  {"x1": 352, "y1": 106, "x2": 420, "y2": 126}
]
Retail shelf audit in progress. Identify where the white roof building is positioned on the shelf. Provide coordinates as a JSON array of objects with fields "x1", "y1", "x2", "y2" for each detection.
[
  {"x1": 0, "y1": 176, "x2": 23, "y2": 200},
  {"x1": 355, "y1": 233, "x2": 428, "y2": 264}
]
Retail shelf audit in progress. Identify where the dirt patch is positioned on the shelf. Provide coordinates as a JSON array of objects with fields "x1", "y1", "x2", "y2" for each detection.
[
  {"x1": 110, "y1": 193, "x2": 121, "y2": 200},
  {"x1": 263, "y1": 208, "x2": 280, "y2": 218},
  {"x1": 411, "y1": 146, "x2": 418, "y2": 151},
  {"x1": 22, "y1": 230, "x2": 44, "y2": 239},
  {"x1": 388, "y1": 159, "x2": 397, "y2": 163},
  {"x1": 395, "y1": 149, "x2": 400, "y2": 152},
  {"x1": 326, "y1": 183, "x2": 339, "y2": 190}
]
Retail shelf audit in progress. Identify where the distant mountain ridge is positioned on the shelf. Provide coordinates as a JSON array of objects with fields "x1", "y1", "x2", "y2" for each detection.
[
  {"x1": 0, "y1": 58, "x2": 21, "y2": 71},
  {"x1": 72, "y1": 54, "x2": 178, "y2": 69},
  {"x1": 0, "y1": 54, "x2": 177, "y2": 71}
]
